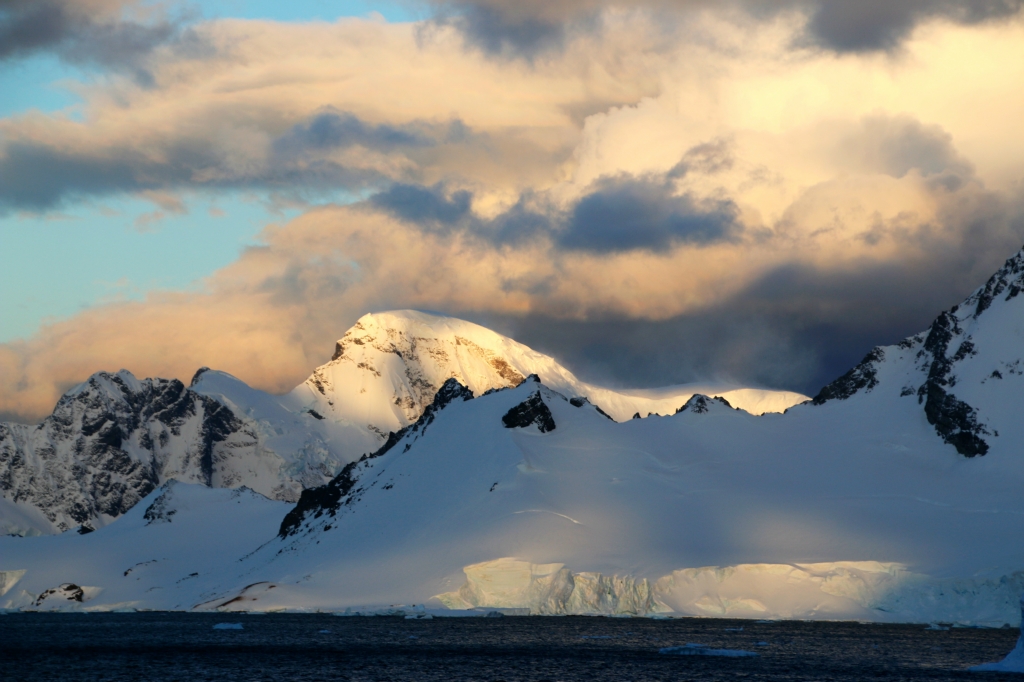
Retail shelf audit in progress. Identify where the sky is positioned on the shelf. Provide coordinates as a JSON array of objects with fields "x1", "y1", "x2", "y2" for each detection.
[{"x1": 2, "y1": 0, "x2": 1024, "y2": 422}]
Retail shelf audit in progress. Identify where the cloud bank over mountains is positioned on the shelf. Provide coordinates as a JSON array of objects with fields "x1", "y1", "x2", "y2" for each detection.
[{"x1": 2, "y1": 1, "x2": 1024, "y2": 421}]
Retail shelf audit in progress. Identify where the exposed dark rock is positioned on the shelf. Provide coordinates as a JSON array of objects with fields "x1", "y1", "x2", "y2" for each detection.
[
  {"x1": 811, "y1": 348, "x2": 884, "y2": 404},
  {"x1": 189, "y1": 367, "x2": 211, "y2": 387},
  {"x1": 969, "y1": 247, "x2": 1024, "y2": 316},
  {"x1": 143, "y1": 485, "x2": 179, "y2": 525},
  {"x1": 675, "y1": 394, "x2": 733, "y2": 414},
  {"x1": 913, "y1": 312, "x2": 990, "y2": 457},
  {"x1": 632, "y1": 412, "x2": 641, "y2": 420},
  {"x1": 502, "y1": 391, "x2": 556, "y2": 433},
  {"x1": 922, "y1": 383, "x2": 989, "y2": 457},
  {"x1": 307, "y1": 409, "x2": 325, "y2": 420},
  {"x1": 569, "y1": 396, "x2": 615, "y2": 421},
  {"x1": 34, "y1": 583, "x2": 84, "y2": 606}
]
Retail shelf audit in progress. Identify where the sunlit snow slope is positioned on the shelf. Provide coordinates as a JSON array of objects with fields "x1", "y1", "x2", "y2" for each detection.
[{"x1": 285, "y1": 309, "x2": 808, "y2": 436}]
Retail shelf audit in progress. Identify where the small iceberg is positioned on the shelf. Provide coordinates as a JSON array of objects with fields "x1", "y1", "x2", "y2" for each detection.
[
  {"x1": 405, "y1": 613, "x2": 433, "y2": 620},
  {"x1": 970, "y1": 596, "x2": 1024, "y2": 673},
  {"x1": 212, "y1": 623, "x2": 243, "y2": 630},
  {"x1": 660, "y1": 643, "x2": 758, "y2": 658}
]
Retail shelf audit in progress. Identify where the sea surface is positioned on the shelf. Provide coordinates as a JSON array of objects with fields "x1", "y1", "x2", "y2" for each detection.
[{"x1": 1, "y1": 612, "x2": 1019, "y2": 681}]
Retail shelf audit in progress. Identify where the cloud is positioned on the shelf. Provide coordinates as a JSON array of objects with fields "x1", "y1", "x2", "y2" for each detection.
[
  {"x1": 3, "y1": 12, "x2": 1024, "y2": 423},
  {"x1": 835, "y1": 114, "x2": 974, "y2": 179},
  {"x1": 0, "y1": 110, "x2": 472, "y2": 212},
  {"x1": 0, "y1": 0, "x2": 187, "y2": 76},
  {"x1": 369, "y1": 183, "x2": 473, "y2": 228},
  {"x1": 423, "y1": 0, "x2": 1024, "y2": 57},
  {"x1": 4, "y1": 162, "x2": 1022, "y2": 422},
  {"x1": 272, "y1": 109, "x2": 436, "y2": 156},
  {"x1": 559, "y1": 176, "x2": 741, "y2": 252},
  {"x1": 802, "y1": 0, "x2": 1024, "y2": 52}
]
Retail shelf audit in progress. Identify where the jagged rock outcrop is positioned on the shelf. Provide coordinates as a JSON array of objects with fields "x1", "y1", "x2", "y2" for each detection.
[
  {"x1": 0, "y1": 370, "x2": 280, "y2": 534},
  {"x1": 811, "y1": 246, "x2": 1024, "y2": 457},
  {"x1": 674, "y1": 394, "x2": 733, "y2": 415},
  {"x1": 502, "y1": 385, "x2": 557, "y2": 433}
]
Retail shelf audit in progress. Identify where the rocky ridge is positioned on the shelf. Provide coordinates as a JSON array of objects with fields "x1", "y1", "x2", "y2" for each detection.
[{"x1": 811, "y1": 247, "x2": 1024, "y2": 456}]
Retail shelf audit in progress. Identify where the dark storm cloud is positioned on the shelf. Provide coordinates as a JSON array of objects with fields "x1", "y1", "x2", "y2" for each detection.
[
  {"x1": 367, "y1": 177, "x2": 740, "y2": 253},
  {"x1": 426, "y1": 0, "x2": 1024, "y2": 56},
  {"x1": 0, "y1": 141, "x2": 190, "y2": 211},
  {"x1": 0, "y1": 111, "x2": 468, "y2": 213},
  {"x1": 445, "y1": 2, "x2": 572, "y2": 56},
  {"x1": 369, "y1": 183, "x2": 473, "y2": 228},
  {"x1": 559, "y1": 176, "x2": 740, "y2": 252},
  {"x1": 483, "y1": 227, "x2": 1024, "y2": 398},
  {"x1": 273, "y1": 109, "x2": 436, "y2": 157},
  {"x1": 368, "y1": 140, "x2": 740, "y2": 253},
  {"x1": 803, "y1": 0, "x2": 1024, "y2": 52},
  {"x1": 0, "y1": 0, "x2": 184, "y2": 72}
]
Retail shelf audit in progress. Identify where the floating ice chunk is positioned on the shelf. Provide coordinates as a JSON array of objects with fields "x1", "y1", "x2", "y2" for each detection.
[
  {"x1": 660, "y1": 643, "x2": 758, "y2": 657},
  {"x1": 970, "y1": 639, "x2": 1024, "y2": 673},
  {"x1": 724, "y1": 627, "x2": 744, "y2": 631},
  {"x1": 212, "y1": 623, "x2": 243, "y2": 630},
  {"x1": 926, "y1": 623, "x2": 950, "y2": 631},
  {"x1": 405, "y1": 613, "x2": 433, "y2": 620},
  {"x1": 970, "y1": 596, "x2": 1024, "y2": 673}
]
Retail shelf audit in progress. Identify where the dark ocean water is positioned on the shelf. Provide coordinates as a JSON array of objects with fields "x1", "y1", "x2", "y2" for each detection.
[{"x1": 1, "y1": 612, "x2": 1019, "y2": 681}]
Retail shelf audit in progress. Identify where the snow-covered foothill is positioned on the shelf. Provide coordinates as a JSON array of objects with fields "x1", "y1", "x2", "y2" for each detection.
[
  {"x1": 970, "y1": 597, "x2": 1024, "y2": 673},
  {"x1": 0, "y1": 481, "x2": 291, "y2": 611}
]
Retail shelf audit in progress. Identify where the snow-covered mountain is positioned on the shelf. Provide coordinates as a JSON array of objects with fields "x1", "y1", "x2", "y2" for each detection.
[
  {"x1": 1, "y1": 311, "x2": 807, "y2": 536},
  {"x1": 289, "y1": 310, "x2": 808, "y2": 430},
  {"x1": 7, "y1": 249, "x2": 1024, "y2": 622},
  {"x1": 7, "y1": 247, "x2": 1024, "y2": 621}
]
